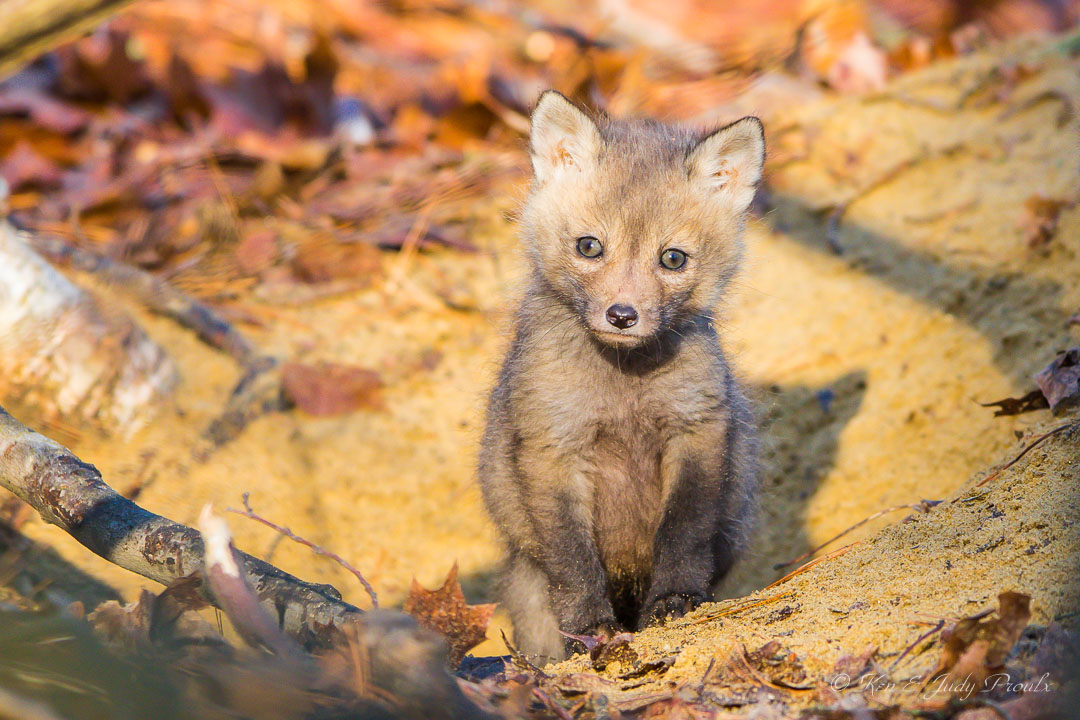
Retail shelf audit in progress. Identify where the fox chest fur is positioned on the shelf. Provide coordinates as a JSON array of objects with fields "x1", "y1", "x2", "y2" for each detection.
[
  {"x1": 478, "y1": 90, "x2": 762, "y2": 662},
  {"x1": 507, "y1": 320, "x2": 732, "y2": 584}
]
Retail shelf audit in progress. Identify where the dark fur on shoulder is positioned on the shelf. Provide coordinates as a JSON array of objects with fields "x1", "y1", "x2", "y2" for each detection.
[{"x1": 479, "y1": 91, "x2": 763, "y2": 662}]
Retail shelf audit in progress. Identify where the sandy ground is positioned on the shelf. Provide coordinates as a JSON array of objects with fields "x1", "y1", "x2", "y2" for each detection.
[
  {"x1": 546, "y1": 420, "x2": 1079, "y2": 710},
  {"x1": 6, "y1": 33, "x2": 1080, "y2": 682}
]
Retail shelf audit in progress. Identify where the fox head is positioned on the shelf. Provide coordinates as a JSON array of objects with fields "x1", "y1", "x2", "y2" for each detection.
[{"x1": 520, "y1": 91, "x2": 764, "y2": 349}]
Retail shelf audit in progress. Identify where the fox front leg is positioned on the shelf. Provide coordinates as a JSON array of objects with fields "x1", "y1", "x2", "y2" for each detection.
[
  {"x1": 526, "y1": 489, "x2": 622, "y2": 640},
  {"x1": 641, "y1": 424, "x2": 742, "y2": 628}
]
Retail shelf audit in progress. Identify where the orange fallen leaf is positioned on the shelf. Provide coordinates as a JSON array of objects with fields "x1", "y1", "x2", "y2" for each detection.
[
  {"x1": 923, "y1": 591, "x2": 1031, "y2": 708},
  {"x1": 404, "y1": 563, "x2": 496, "y2": 668},
  {"x1": 0, "y1": 140, "x2": 63, "y2": 191},
  {"x1": 1022, "y1": 195, "x2": 1072, "y2": 248},
  {"x1": 290, "y1": 237, "x2": 382, "y2": 284},
  {"x1": 281, "y1": 361, "x2": 383, "y2": 416},
  {"x1": 234, "y1": 230, "x2": 279, "y2": 275}
]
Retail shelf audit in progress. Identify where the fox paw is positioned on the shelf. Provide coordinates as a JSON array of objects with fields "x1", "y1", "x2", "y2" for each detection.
[{"x1": 641, "y1": 594, "x2": 704, "y2": 628}]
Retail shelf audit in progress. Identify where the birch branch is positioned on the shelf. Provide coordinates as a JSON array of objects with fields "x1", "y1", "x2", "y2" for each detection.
[
  {"x1": 0, "y1": 0, "x2": 140, "y2": 80},
  {"x1": 0, "y1": 404, "x2": 363, "y2": 647},
  {"x1": 0, "y1": 221, "x2": 177, "y2": 435}
]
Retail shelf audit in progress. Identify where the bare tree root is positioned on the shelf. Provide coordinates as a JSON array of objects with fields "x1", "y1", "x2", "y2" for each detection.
[{"x1": 0, "y1": 403, "x2": 361, "y2": 647}]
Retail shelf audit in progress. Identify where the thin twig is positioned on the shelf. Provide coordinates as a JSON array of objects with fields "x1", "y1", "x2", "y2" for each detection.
[
  {"x1": 690, "y1": 590, "x2": 796, "y2": 625},
  {"x1": 198, "y1": 505, "x2": 307, "y2": 660},
  {"x1": 972, "y1": 422, "x2": 1078, "y2": 489},
  {"x1": 888, "y1": 619, "x2": 944, "y2": 673},
  {"x1": 500, "y1": 629, "x2": 549, "y2": 679},
  {"x1": 228, "y1": 493, "x2": 378, "y2": 608},
  {"x1": 774, "y1": 500, "x2": 941, "y2": 570},
  {"x1": 764, "y1": 542, "x2": 860, "y2": 591}
]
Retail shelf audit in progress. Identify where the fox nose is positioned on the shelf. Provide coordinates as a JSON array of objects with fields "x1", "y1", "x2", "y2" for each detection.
[{"x1": 605, "y1": 304, "x2": 638, "y2": 329}]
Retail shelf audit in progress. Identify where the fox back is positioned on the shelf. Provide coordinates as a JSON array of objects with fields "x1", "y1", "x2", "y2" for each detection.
[{"x1": 480, "y1": 91, "x2": 763, "y2": 662}]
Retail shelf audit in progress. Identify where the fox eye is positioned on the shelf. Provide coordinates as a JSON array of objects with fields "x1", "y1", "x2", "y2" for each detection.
[
  {"x1": 577, "y1": 236, "x2": 603, "y2": 258},
  {"x1": 660, "y1": 248, "x2": 687, "y2": 270}
]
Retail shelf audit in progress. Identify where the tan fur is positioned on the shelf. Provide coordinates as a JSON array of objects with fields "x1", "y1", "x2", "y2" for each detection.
[{"x1": 480, "y1": 92, "x2": 763, "y2": 662}]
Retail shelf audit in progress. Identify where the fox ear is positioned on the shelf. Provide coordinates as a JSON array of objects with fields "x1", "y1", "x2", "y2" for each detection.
[
  {"x1": 687, "y1": 117, "x2": 765, "y2": 213},
  {"x1": 530, "y1": 91, "x2": 601, "y2": 184}
]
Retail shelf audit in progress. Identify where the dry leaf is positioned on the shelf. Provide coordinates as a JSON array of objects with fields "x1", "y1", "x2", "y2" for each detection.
[
  {"x1": 281, "y1": 361, "x2": 383, "y2": 416},
  {"x1": 797, "y1": 2, "x2": 887, "y2": 93},
  {"x1": 0, "y1": 89, "x2": 92, "y2": 134},
  {"x1": 164, "y1": 54, "x2": 212, "y2": 124},
  {"x1": 290, "y1": 238, "x2": 382, "y2": 284},
  {"x1": 0, "y1": 496, "x2": 32, "y2": 531},
  {"x1": 89, "y1": 591, "x2": 154, "y2": 647},
  {"x1": 926, "y1": 591, "x2": 1031, "y2": 705},
  {"x1": 745, "y1": 640, "x2": 813, "y2": 690},
  {"x1": 1021, "y1": 195, "x2": 1072, "y2": 248},
  {"x1": 0, "y1": 141, "x2": 63, "y2": 191},
  {"x1": 832, "y1": 644, "x2": 877, "y2": 680},
  {"x1": 54, "y1": 29, "x2": 151, "y2": 104},
  {"x1": 821, "y1": 32, "x2": 889, "y2": 93},
  {"x1": 591, "y1": 632, "x2": 637, "y2": 671},
  {"x1": 638, "y1": 695, "x2": 717, "y2": 719},
  {"x1": 403, "y1": 563, "x2": 496, "y2": 668},
  {"x1": 234, "y1": 230, "x2": 279, "y2": 275},
  {"x1": 1034, "y1": 347, "x2": 1080, "y2": 414},
  {"x1": 980, "y1": 389, "x2": 1049, "y2": 417}
]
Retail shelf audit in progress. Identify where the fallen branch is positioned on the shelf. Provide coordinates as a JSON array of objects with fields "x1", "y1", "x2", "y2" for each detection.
[
  {"x1": 228, "y1": 492, "x2": 378, "y2": 608},
  {"x1": 0, "y1": 0, "x2": 140, "y2": 80},
  {"x1": 0, "y1": 403, "x2": 362, "y2": 647},
  {"x1": 25, "y1": 231, "x2": 288, "y2": 453},
  {"x1": 200, "y1": 357, "x2": 286, "y2": 452},
  {"x1": 29, "y1": 233, "x2": 259, "y2": 366},
  {"x1": 0, "y1": 222, "x2": 178, "y2": 434}
]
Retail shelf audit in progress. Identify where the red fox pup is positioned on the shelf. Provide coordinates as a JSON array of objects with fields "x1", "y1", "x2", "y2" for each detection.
[{"x1": 479, "y1": 91, "x2": 762, "y2": 662}]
